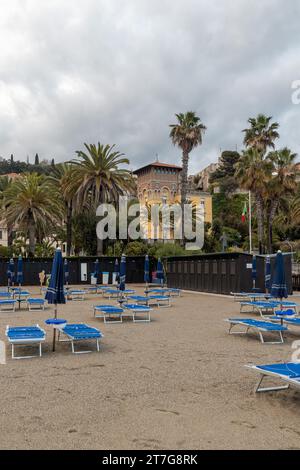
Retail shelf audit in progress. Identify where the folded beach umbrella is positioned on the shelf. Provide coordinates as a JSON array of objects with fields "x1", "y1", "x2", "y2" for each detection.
[
  {"x1": 119, "y1": 254, "x2": 126, "y2": 292},
  {"x1": 156, "y1": 258, "x2": 164, "y2": 285},
  {"x1": 265, "y1": 256, "x2": 271, "y2": 292},
  {"x1": 114, "y1": 258, "x2": 119, "y2": 283},
  {"x1": 16, "y1": 255, "x2": 23, "y2": 286},
  {"x1": 271, "y1": 251, "x2": 288, "y2": 300},
  {"x1": 94, "y1": 258, "x2": 100, "y2": 283},
  {"x1": 64, "y1": 258, "x2": 69, "y2": 285},
  {"x1": 252, "y1": 255, "x2": 257, "y2": 289},
  {"x1": 45, "y1": 248, "x2": 66, "y2": 351},
  {"x1": 7, "y1": 258, "x2": 15, "y2": 287},
  {"x1": 144, "y1": 255, "x2": 150, "y2": 285}
]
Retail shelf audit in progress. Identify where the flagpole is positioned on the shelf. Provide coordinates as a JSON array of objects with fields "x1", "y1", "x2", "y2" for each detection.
[{"x1": 249, "y1": 190, "x2": 252, "y2": 254}]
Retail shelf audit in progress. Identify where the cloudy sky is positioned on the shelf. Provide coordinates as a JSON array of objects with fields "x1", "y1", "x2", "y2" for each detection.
[{"x1": 0, "y1": 0, "x2": 299, "y2": 173}]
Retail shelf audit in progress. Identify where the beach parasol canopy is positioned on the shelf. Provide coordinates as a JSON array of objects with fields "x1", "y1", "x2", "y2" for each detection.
[
  {"x1": 45, "y1": 248, "x2": 66, "y2": 351},
  {"x1": 64, "y1": 258, "x2": 69, "y2": 285},
  {"x1": 252, "y1": 255, "x2": 257, "y2": 289},
  {"x1": 156, "y1": 258, "x2": 164, "y2": 285},
  {"x1": 265, "y1": 256, "x2": 271, "y2": 292},
  {"x1": 271, "y1": 251, "x2": 288, "y2": 300},
  {"x1": 144, "y1": 255, "x2": 150, "y2": 284},
  {"x1": 7, "y1": 258, "x2": 15, "y2": 287},
  {"x1": 119, "y1": 254, "x2": 126, "y2": 292},
  {"x1": 114, "y1": 258, "x2": 119, "y2": 283}
]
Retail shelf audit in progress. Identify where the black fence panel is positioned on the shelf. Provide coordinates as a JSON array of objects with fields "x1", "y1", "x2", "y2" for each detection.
[
  {"x1": 0, "y1": 256, "x2": 153, "y2": 287},
  {"x1": 165, "y1": 253, "x2": 293, "y2": 296}
]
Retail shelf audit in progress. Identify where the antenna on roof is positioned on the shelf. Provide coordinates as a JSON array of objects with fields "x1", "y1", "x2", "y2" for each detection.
[{"x1": 156, "y1": 153, "x2": 159, "y2": 162}]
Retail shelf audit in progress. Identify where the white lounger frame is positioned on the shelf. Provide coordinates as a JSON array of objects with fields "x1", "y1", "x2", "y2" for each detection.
[
  {"x1": 246, "y1": 365, "x2": 300, "y2": 393},
  {"x1": 57, "y1": 327, "x2": 102, "y2": 354},
  {"x1": 0, "y1": 301, "x2": 16, "y2": 312},
  {"x1": 6, "y1": 324, "x2": 46, "y2": 359},
  {"x1": 226, "y1": 320, "x2": 285, "y2": 344},
  {"x1": 27, "y1": 300, "x2": 45, "y2": 312},
  {"x1": 123, "y1": 307, "x2": 152, "y2": 323}
]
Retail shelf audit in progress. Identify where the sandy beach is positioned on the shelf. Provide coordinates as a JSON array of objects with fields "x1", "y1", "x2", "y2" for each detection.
[{"x1": 0, "y1": 286, "x2": 300, "y2": 450}]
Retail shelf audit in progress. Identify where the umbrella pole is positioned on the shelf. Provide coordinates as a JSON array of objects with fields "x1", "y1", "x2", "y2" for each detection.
[{"x1": 52, "y1": 304, "x2": 57, "y2": 352}]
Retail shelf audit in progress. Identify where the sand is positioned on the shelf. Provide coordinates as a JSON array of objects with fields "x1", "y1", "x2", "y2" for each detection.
[{"x1": 0, "y1": 285, "x2": 300, "y2": 450}]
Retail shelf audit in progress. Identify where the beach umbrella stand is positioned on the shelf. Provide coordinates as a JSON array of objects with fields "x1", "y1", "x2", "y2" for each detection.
[
  {"x1": 156, "y1": 258, "x2": 164, "y2": 287},
  {"x1": 144, "y1": 255, "x2": 150, "y2": 295},
  {"x1": 271, "y1": 251, "x2": 288, "y2": 316},
  {"x1": 252, "y1": 255, "x2": 257, "y2": 291},
  {"x1": 118, "y1": 254, "x2": 126, "y2": 306}
]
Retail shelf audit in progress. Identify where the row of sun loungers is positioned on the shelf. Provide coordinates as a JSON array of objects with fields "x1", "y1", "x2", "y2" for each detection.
[
  {"x1": 5, "y1": 323, "x2": 103, "y2": 359},
  {"x1": 228, "y1": 292, "x2": 300, "y2": 396}
]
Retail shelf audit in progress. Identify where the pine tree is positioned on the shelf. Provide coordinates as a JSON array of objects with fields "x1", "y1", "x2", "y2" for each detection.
[
  {"x1": 34, "y1": 153, "x2": 39, "y2": 165},
  {"x1": 10, "y1": 154, "x2": 14, "y2": 164}
]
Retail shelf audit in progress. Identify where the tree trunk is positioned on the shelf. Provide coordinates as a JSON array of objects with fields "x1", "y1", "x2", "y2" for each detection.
[
  {"x1": 97, "y1": 238, "x2": 103, "y2": 256},
  {"x1": 180, "y1": 150, "x2": 189, "y2": 247},
  {"x1": 66, "y1": 202, "x2": 72, "y2": 256},
  {"x1": 267, "y1": 199, "x2": 279, "y2": 254},
  {"x1": 28, "y1": 223, "x2": 36, "y2": 257},
  {"x1": 255, "y1": 194, "x2": 264, "y2": 254}
]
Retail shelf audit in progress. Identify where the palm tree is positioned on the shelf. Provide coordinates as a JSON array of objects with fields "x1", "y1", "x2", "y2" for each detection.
[
  {"x1": 235, "y1": 148, "x2": 273, "y2": 253},
  {"x1": 70, "y1": 143, "x2": 136, "y2": 255},
  {"x1": 3, "y1": 173, "x2": 63, "y2": 256},
  {"x1": 243, "y1": 114, "x2": 279, "y2": 154},
  {"x1": 50, "y1": 163, "x2": 78, "y2": 256},
  {"x1": 265, "y1": 148, "x2": 298, "y2": 252},
  {"x1": 170, "y1": 112, "x2": 206, "y2": 210}
]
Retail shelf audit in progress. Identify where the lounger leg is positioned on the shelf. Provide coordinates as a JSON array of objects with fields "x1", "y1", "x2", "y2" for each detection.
[
  {"x1": 12, "y1": 343, "x2": 14, "y2": 359},
  {"x1": 39, "y1": 342, "x2": 42, "y2": 357},
  {"x1": 255, "y1": 374, "x2": 290, "y2": 393},
  {"x1": 96, "y1": 339, "x2": 100, "y2": 352}
]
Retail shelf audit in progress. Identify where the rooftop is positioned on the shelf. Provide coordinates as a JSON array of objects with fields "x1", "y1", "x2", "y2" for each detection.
[{"x1": 134, "y1": 161, "x2": 182, "y2": 174}]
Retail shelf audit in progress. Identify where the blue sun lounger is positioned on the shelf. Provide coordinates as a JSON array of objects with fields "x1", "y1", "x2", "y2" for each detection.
[
  {"x1": 6, "y1": 325, "x2": 46, "y2": 359},
  {"x1": 94, "y1": 305, "x2": 124, "y2": 323},
  {"x1": 226, "y1": 318, "x2": 287, "y2": 344},
  {"x1": 122, "y1": 304, "x2": 151, "y2": 322},
  {"x1": 27, "y1": 298, "x2": 46, "y2": 311},
  {"x1": 246, "y1": 363, "x2": 300, "y2": 393},
  {"x1": 0, "y1": 299, "x2": 17, "y2": 312},
  {"x1": 231, "y1": 292, "x2": 272, "y2": 302},
  {"x1": 57, "y1": 323, "x2": 103, "y2": 353}
]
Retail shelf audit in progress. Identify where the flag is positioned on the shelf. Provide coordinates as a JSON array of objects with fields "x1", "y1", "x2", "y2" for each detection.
[{"x1": 241, "y1": 202, "x2": 247, "y2": 223}]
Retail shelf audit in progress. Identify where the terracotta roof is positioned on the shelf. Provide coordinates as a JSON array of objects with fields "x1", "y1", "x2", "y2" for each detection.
[{"x1": 134, "y1": 161, "x2": 182, "y2": 174}]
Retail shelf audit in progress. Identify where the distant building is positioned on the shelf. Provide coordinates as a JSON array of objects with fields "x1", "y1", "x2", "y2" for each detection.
[
  {"x1": 191, "y1": 161, "x2": 220, "y2": 192},
  {"x1": 134, "y1": 160, "x2": 212, "y2": 241}
]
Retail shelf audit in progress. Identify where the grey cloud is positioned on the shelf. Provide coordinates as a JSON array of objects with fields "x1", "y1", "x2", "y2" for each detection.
[{"x1": 0, "y1": 0, "x2": 299, "y2": 173}]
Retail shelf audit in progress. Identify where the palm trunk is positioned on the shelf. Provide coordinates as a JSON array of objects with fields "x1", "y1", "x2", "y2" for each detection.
[
  {"x1": 255, "y1": 194, "x2": 264, "y2": 254},
  {"x1": 267, "y1": 199, "x2": 279, "y2": 254},
  {"x1": 66, "y1": 202, "x2": 72, "y2": 256},
  {"x1": 28, "y1": 222, "x2": 36, "y2": 257},
  {"x1": 180, "y1": 150, "x2": 189, "y2": 247}
]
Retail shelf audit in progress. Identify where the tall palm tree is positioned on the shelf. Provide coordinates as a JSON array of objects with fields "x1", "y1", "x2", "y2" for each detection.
[
  {"x1": 243, "y1": 114, "x2": 279, "y2": 154},
  {"x1": 235, "y1": 148, "x2": 273, "y2": 254},
  {"x1": 170, "y1": 112, "x2": 206, "y2": 210},
  {"x1": 70, "y1": 143, "x2": 136, "y2": 255},
  {"x1": 4, "y1": 173, "x2": 63, "y2": 256},
  {"x1": 265, "y1": 148, "x2": 298, "y2": 252}
]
